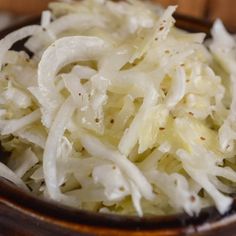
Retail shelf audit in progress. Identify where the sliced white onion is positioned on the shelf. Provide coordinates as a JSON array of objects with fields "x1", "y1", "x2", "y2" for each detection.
[
  {"x1": 37, "y1": 36, "x2": 108, "y2": 127},
  {"x1": 0, "y1": 162, "x2": 28, "y2": 191},
  {"x1": 79, "y1": 132, "x2": 155, "y2": 202},
  {"x1": 118, "y1": 82, "x2": 158, "y2": 156},
  {"x1": 15, "y1": 127, "x2": 46, "y2": 149},
  {"x1": 0, "y1": 25, "x2": 41, "y2": 69},
  {"x1": 25, "y1": 13, "x2": 106, "y2": 56},
  {"x1": 0, "y1": 109, "x2": 41, "y2": 135},
  {"x1": 8, "y1": 148, "x2": 38, "y2": 178},
  {"x1": 41, "y1": 10, "x2": 52, "y2": 28},
  {"x1": 164, "y1": 67, "x2": 186, "y2": 108},
  {"x1": 43, "y1": 96, "x2": 76, "y2": 199}
]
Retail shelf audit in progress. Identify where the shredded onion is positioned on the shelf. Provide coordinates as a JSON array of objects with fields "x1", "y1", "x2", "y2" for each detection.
[
  {"x1": 0, "y1": 25, "x2": 41, "y2": 69},
  {"x1": 1, "y1": 0, "x2": 236, "y2": 217}
]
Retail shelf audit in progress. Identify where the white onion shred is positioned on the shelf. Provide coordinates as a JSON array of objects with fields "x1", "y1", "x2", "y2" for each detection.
[
  {"x1": 0, "y1": 25, "x2": 41, "y2": 69},
  {"x1": 0, "y1": 162, "x2": 29, "y2": 191},
  {"x1": 43, "y1": 96, "x2": 76, "y2": 199},
  {"x1": 8, "y1": 148, "x2": 38, "y2": 178},
  {"x1": 41, "y1": 11, "x2": 52, "y2": 28},
  {"x1": 38, "y1": 36, "x2": 108, "y2": 127},
  {"x1": 79, "y1": 133, "x2": 155, "y2": 203},
  {"x1": 0, "y1": 109, "x2": 41, "y2": 135},
  {"x1": 164, "y1": 67, "x2": 186, "y2": 108}
]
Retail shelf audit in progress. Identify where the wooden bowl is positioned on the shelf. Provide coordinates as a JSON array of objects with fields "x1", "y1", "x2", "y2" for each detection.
[{"x1": 1, "y1": 14, "x2": 236, "y2": 236}]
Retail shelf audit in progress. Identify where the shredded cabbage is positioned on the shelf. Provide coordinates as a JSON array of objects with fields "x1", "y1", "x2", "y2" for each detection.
[{"x1": 1, "y1": 0, "x2": 236, "y2": 217}]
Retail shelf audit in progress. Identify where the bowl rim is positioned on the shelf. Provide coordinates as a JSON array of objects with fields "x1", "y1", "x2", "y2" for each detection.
[
  {"x1": 2, "y1": 177, "x2": 236, "y2": 234},
  {"x1": 1, "y1": 13, "x2": 236, "y2": 235}
]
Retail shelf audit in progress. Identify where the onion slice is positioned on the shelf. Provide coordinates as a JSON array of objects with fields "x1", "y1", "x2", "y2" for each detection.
[
  {"x1": 0, "y1": 25, "x2": 41, "y2": 69},
  {"x1": 43, "y1": 96, "x2": 76, "y2": 199},
  {"x1": 37, "y1": 36, "x2": 108, "y2": 127}
]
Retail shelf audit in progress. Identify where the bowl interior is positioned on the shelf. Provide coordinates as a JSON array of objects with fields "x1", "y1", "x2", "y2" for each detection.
[{"x1": 1, "y1": 13, "x2": 235, "y2": 235}]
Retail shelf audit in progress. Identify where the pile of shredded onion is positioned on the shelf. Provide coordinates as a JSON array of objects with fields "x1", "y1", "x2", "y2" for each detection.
[{"x1": 1, "y1": 0, "x2": 236, "y2": 216}]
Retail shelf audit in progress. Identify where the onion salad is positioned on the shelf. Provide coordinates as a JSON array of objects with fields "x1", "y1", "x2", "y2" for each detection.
[{"x1": 1, "y1": 0, "x2": 236, "y2": 216}]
